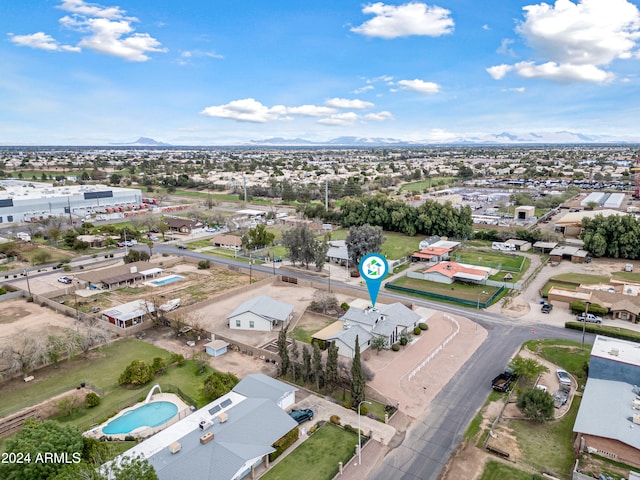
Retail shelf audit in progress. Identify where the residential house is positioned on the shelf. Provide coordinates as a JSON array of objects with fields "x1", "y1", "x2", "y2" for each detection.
[
  {"x1": 164, "y1": 217, "x2": 205, "y2": 235},
  {"x1": 228, "y1": 295, "x2": 294, "y2": 332},
  {"x1": 409, "y1": 261, "x2": 489, "y2": 285},
  {"x1": 77, "y1": 262, "x2": 163, "y2": 290},
  {"x1": 113, "y1": 374, "x2": 299, "y2": 480},
  {"x1": 410, "y1": 246, "x2": 452, "y2": 263},
  {"x1": 101, "y1": 299, "x2": 155, "y2": 329},
  {"x1": 322, "y1": 303, "x2": 422, "y2": 358},
  {"x1": 212, "y1": 234, "x2": 243, "y2": 251},
  {"x1": 573, "y1": 336, "x2": 640, "y2": 469}
]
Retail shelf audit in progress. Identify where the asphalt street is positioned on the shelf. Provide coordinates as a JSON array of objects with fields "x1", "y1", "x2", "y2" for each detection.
[{"x1": 5, "y1": 245, "x2": 595, "y2": 480}]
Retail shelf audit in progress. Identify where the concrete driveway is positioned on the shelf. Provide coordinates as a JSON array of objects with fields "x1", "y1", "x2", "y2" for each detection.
[{"x1": 292, "y1": 393, "x2": 397, "y2": 446}]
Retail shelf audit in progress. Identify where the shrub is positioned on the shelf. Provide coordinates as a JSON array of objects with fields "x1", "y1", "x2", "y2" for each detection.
[
  {"x1": 359, "y1": 405, "x2": 368, "y2": 416},
  {"x1": 418, "y1": 322, "x2": 428, "y2": 331},
  {"x1": 391, "y1": 344, "x2": 400, "y2": 351},
  {"x1": 340, "y1": 302, "x2": 350, "y2": 311},
  {"x1": 197, "y1": 260, "x2": 211, "y2": 269},
  {"x1": 269, "y1": 427, "x2": 299, "y2": 462},
  {"x1": 85, "y1": 392, "x2": 101, "y2": 407},
  {"x1": 399, "y1": 337, "x2": 408, "y2": 346},
  {"x1": 119, "y1": 360, "x2": 153, "y2": 386},
  {"x1": 343, "y1": 401, "x2": 352, "y2": 410},
  {"x1": 169, "y1": 353, "x2": 185, "y2": 366},
  {"x1": 413, "y1": 327, "x2": 421, "y2": 335},
  {"x1": 151, "y1": 357, "x2": 167, "y2": 375},
  {"x1": 329, "y1": 415, "x2": 341, "y2": 425},
  {"x1": 309, "y1": 425, "x2": 317, "y2": 434}
]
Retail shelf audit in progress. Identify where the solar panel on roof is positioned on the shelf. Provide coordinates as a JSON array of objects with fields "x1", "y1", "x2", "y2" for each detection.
[
  {"x1": 221, "y1": 399, "x2": 232, "y2": 408},
  {"x1": 208, "y1": 405, "x2": 221, "y2": 415}
]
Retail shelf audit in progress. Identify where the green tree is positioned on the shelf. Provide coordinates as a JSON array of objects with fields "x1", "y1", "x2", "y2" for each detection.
[
  {"x1": 312, "y1": 343, "x2": 323, "y2": 391},
  {"x1": 516, "y1": 388, "x2": 554, "y2": 423},
  {"x1": 350, "y1": 335, "x2": 366, "y2": 406},
  {"x1": 277, "y1": 326, "x2": 290, "y2": 376},
  {"x1": 202, "y1": 371, "x2": 239, "y2": 400},
  {"x1": 325, "y1": 341, "x2": 339, "y2": 391},
  {"x1": 290, "y1": 339, "x2": 299, "y2": 384},
  {"x1": 242, "y1": 224, "x2": 275, "y2": 250},
  {"x1": 302, "y1": 345, "x2": 312, "y2": 383},
  {"x1": 110, "y1": 173, "x2": 122, "y2": 185},
  {"x1": 118, "y1": 360, "x2": 153, "y2": 386},
  {"x1": 345, "y1": 224, "x2": 385, "y2": 266},
  {"x1": 282, "y1": 224, "x2": 322, "y2": 269},
  {"x1": 509, "y1": 357, "x2": 549, "y2": 385},
  {"x1": 124, "y1": 249, "x2": 150, "y2": 263},
  {"x1": 371, "y1": 336, "x2": 387, "y2": 354},
  {"x1": 0, "y1": 419, "x2": 83, "y2": 480}
]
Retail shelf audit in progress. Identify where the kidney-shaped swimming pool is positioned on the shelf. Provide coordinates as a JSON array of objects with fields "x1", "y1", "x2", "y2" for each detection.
[{"x1": 102, "y1": 401, "x2": 178, "y2": 435}]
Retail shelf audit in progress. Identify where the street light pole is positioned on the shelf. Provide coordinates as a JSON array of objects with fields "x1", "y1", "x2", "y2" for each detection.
[
  {"x1": 357, "y1": 400, "x2": 371, "y2": 465},
  {"x1": 24, "y1": 269, "x2": 32, "y2": 299},
  {"x1": 582, "y1": 300, "x2": 591, "y2": 351}
]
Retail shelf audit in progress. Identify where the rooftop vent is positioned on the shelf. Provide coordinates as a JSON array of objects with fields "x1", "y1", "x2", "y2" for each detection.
[
  {"x1": 634, "y1": 414, "x2": 640, "y2": 425},
  {"x1": 199, "y1": 419, "x2": 213, "y2": 431},
  {"x1": 200, "y1": 432, "x2": 214, "y2": 445},
  {"x1": 169, "y1": 442, "x2": 181, "y2": 454},
  {"x1": 610, "y1": 348, "x2": 619, "y2": 356},
  {"x1": 217, "y1": 412, "x2": 228, "y2": 423}
]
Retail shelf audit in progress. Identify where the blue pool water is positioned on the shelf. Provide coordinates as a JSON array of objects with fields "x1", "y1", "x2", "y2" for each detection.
[
  {"x1": 102, "y1": 401, "x2": 178, "y2": 434},
  {"x1": 150, "y1": 275, "x2": 184, "y2": 286}
]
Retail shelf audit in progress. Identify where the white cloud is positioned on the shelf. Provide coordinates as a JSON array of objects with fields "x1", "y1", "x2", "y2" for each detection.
[
  {"x1": 9, "y1": 32, "x2": 79, "y2": 52},
  {"x1": 489, "y1": 0, "x2": 640, "y2": 83},
  {"x1": 351, "y1": 2, "x2": 454, "y2": 39},
  {"x1": 57, "y1": 0, "x2": 129, "y2": 20},
  {"x1": 482, "y1": 24, "x2": 491, "y2": 31},
  {"x1": 77, "y1": 18, "x2": 166, "y2": 62},
  {"x1": 10, "y1": 0, "x2": 165, "y2": 62},
  {"x1": 353, "y1": 85, "x2": 375, "y2": 94},
  {"x1": 486, "y1": 64, "x2": 514, "y2": 80},
  {"x1": 502, "y1": 87, "x2": 526, "y2": 93},
  {"x1": 396, "y1": 79, "x2": 440, "y2": 93},
  {"x1": 200, "y1": 99, "x2": 339, "y2": 122},
  {"x1": 497, "y1": 38, "x2": 515, "y2": 56},
  {"x1": 364, "y1": 111, "x2": 394, "y2": 121},
  {"x1": 513, "y1": 61, "x2": 614, "y2": 83},
  {"x1": 317, "y1": 112, "x2": 360, "y2": 126},
  {"x1": 325, "y1": 98, "x2": 374, "y2": 109},
  {"x1": 287, "y1": 105, "x2": 337, "y2": 116},
  {"x1": 201, "y1": 99, "x2": 284, "y2": 123}
]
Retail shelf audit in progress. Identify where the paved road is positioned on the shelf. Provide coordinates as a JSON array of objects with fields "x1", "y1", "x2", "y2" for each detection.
[
  {"x1": 369, "y1": 320, "x2": 589, "y2": 480},
  {"x1": 7, "y1": 244, "x2": 595, "y2": 480}
]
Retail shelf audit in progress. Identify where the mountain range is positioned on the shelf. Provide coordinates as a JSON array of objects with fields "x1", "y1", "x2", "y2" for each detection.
[{"x1": 105, "y1": 131, "x2": 640, "y2": 147}]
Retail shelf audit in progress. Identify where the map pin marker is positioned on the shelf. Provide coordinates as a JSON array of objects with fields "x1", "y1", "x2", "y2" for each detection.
[{"x1": 359, "y1": 252, "x2": 388, "y2": 308}]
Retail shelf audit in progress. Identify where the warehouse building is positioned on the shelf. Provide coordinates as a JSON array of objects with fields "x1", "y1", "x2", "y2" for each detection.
[{"x1": 0, "y1": 180, "x2": 142, "y2": 223}]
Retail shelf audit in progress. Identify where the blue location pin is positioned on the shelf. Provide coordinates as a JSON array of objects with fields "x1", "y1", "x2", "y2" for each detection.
[{"x1": 359, "y1": 252, "x2": 388, "y2": 308}]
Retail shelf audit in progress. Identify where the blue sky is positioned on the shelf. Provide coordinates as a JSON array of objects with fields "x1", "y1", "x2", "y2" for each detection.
[{"x1": 2, "y1": 0, "x2": 640, "y2": 145}]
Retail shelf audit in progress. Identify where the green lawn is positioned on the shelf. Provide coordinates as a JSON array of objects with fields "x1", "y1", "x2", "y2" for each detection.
[
  {"x1": 390, "y1": 275, "x2": 499, "y2": 303},
  {"x1": 322, "y1": 229, "x2": 420, "y2": 261},
  {"x1": 399, "y1": 177, "x2": 456, "y2": 192},
  {"x1": 479, "y1": 461, "x2": 535, "y2": 480},
  {"x1": 509, "y1": 397, "x2": 581, "y2": 476},
  {"x1": 20, "y1": 248, "x2": 72, "y2": 265},
  {"x1": 611, "y1": 271, "x2": 640, "y2": 282},
  {"x1": 260, "y1": 424, "x2": 358, "y2": 480},
  {"x1": 451, "y1": 248, "x2": 527, "y2": 272},
  {"x1": 524, "y1": 339, "x2": 590, "y2": 384},
  {"x1": 549, "y1": 272, "x2": 610, "y2": 284}
]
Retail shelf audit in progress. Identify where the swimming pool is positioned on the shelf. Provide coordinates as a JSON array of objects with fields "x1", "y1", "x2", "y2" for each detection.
[
  {"x1": 150, "y1": 275, "x2": 184, "y2": 286},
  {"x1": 102, "y1": 401, "x2": 178, "y2": 435}
]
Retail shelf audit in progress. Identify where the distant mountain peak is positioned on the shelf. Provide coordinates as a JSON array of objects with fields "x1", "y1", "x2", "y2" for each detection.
[{"x1": 110, "y1": 137, "x2": 172, "y2": 147}]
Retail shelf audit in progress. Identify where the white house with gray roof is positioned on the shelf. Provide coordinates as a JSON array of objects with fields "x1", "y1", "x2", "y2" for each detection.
[
  {"x1": 228, "y1": 295, "x2": 294, "y2": 332},
  {"x1": 573, "y1": 335, "x2": 640, "y2": 469},
  {"x1": 112, "y1": 374, "x2": 298, "y2": 480},
  {"x1": 327, "y1": 303, "x2": 422, "y2": 358}
]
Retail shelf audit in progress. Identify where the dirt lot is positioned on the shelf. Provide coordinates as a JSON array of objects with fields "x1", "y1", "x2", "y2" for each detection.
[
  {"x1": 0, "y1": 298, "x2": 79, "y2": 345},
  {"x1": 184, "y1": 283, "x2": 352, "y2": 348}
]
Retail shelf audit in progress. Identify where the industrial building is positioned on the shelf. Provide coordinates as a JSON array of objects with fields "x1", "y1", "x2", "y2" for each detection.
[{"x1": 0, "y1": 180, "x2": 142, "y2": 223}]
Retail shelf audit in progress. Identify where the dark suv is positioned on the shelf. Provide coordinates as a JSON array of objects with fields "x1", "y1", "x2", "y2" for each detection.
[
  {"x1": 541, "y1": 303, "x2": 553, "y2": 314},
  {"x1": 289, "y1": 409, "x2": 313, "y2": 424}
]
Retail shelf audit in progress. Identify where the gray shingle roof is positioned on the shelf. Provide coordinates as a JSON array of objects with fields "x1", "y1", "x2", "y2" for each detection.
[
  {"x1": 227, "y1": 295, "x2": 294, "y2": 322},
  {"x1": 232, "y1": 373, "x2": 297, "y2": 404},
  {"x1": 149, "y1": 397, "x2": 298, "y2": 480}
]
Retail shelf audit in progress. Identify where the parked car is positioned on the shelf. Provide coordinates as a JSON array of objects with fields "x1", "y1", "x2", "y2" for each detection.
[
  {"x1": 541, "y1": 303, "x2": 553, "y2": 314},
  {"x1": 576, "y1": 313, "x2": 602, "y2": 324},
  {"x1": 289, "y1": 409, "x2": 314, "y2": 424},
  {"x1": 57, "y1": 276, "x2": 72, "y2": 284},
  {"x1": 177, "y1": 244, "x2": 187, "y2": 250},
  {"x1": 556, "y1": 369, "x2": 571, "y2": 386}
]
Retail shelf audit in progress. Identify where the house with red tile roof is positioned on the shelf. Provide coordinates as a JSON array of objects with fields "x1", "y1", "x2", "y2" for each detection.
[{"x1": 409, "y1": 261, "x2": 489, "y2": 285}]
